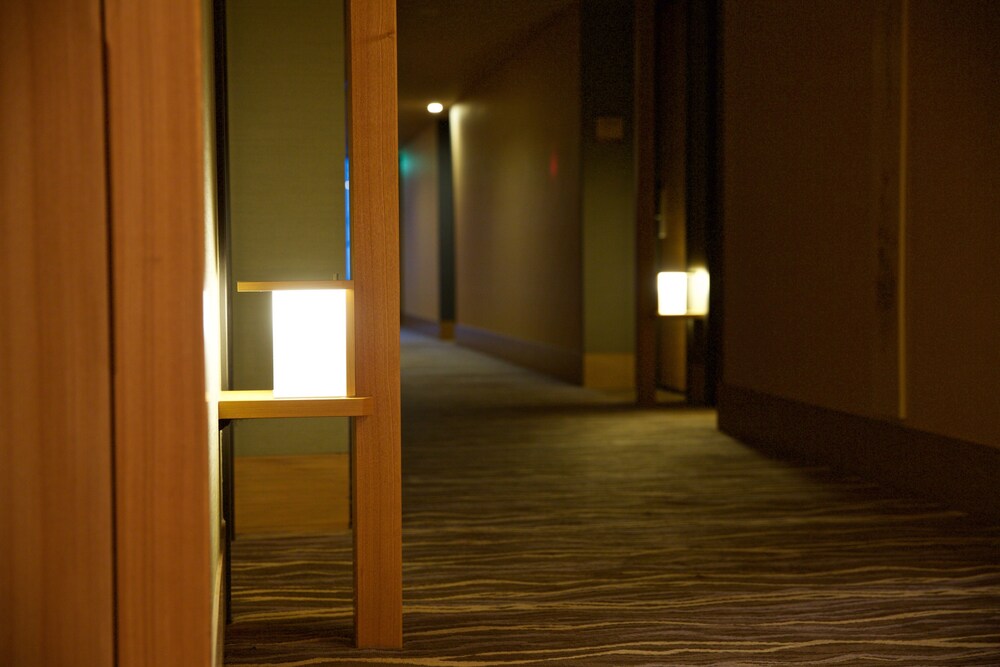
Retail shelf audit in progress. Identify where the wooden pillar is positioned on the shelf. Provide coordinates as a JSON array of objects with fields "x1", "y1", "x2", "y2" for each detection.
[
  {"x1": 105, "y1": 1, "x2": 214, "y2": 664},
  {"x1": 346, "y1": 0, "x2": 403, "y2": 649}
]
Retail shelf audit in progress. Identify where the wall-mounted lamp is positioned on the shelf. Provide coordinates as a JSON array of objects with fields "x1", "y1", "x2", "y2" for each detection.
[
  {"x1": 238, "y1": 281, "x2": 355, "y2": 398},
  {"x1": 427, "y1": 102, "x2": 444, "y2": 114},
  {"x1": 657, "y1": 269, "x2": 710, "y2": 317}
]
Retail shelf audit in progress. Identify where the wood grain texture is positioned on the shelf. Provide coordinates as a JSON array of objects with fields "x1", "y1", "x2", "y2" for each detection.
[
  {"x1": 234, "y1": 454, "x2": 350, "y2": 535},
  {"x1": 219, "y1": 391, "x2": 373, "y2": 419},
  {"x1": 237, "y1": 280, "x2": 353, "y2": 292},
  {"x1": 347, "y1": 0, "x2": 403, "y2": 648},
  {"x1": 0, "y1": 2, "x2": 114, "y2": 664},
  {"x1": 105, "y1": 1, "x2": 214, "y2": 664}
]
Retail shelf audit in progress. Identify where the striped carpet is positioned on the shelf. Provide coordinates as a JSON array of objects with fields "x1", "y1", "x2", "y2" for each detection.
[{"x1": 225, "y1": 332, "x2": 1000, "y2": 666}]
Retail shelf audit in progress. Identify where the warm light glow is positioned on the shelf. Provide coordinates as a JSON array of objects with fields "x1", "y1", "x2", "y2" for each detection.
[
  {"x1": 658, "y1": 270, "x2": 710, "y2": 316},
  {"x1": 272, "y1": 290, "x2": 349, "y2": 397},
  {"x1": 657, "y1": 272, "x2": 688, "y2": 316},
  {"x1": 427, "y1": 102, "x2": 444, "y2": 114},
  {"x1": 687, "y1": 269, "x2": 710, "y2": 316}
]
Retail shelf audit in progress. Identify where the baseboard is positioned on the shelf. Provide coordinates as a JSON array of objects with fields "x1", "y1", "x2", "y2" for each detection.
[
  {"x1": 454, "y1": 324, "x2": 582, "y2": 384},
  {"x1": 402, "y1": 313, "x2": 454, "y2": 340},
  {"x1": 583, "y1": 352, "x2": 635, "y2": 390},
  {"x1": 718, "y1": 384, "x2": 1000, "y2": 522}
]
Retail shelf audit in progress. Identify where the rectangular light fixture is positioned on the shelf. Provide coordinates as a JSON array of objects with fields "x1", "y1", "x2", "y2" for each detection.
[
  {"x1": 657, "y1": 269, "x2": 710, "y2": 317},
  {"x1": 238, "y1": 281, "x2": 355, "y2": 398}
]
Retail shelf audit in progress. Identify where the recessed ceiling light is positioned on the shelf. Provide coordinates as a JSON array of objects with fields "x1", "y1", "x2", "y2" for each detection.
[{"x1": 427, "y1": 102, "x2": 444, "y2": 114}]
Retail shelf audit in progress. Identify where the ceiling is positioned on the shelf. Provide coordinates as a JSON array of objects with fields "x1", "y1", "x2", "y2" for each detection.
[{"x1": 396, "y1": 0, "x2": 576, "y2": 144}]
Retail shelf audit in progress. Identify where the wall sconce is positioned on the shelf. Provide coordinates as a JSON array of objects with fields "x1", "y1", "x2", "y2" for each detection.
[
  {"x1": 657, "y1": 269, "x2": 710, "y2": 317},
  {"x1": 238, "y1": 281, "x2": 355, "y2": 398}
]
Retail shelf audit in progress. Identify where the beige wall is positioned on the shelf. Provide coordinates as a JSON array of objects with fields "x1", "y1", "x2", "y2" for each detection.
[
  {"x1": 450, "y1": 7, "x2": 582, "y2": 353},
  {"x1": 401, "y1": 123, "x2": 441, "y2": 323},
  {"x1": 227, "y1": 0, "x2": 349, "y2": 455},
  {"x1": 722, "y1": 0, "x2": 998, "y2": 448}
]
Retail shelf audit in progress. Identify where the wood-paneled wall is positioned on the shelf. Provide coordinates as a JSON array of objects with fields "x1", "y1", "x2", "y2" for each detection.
[
  {"x1": 3, "y1": 1, "x2": 217, "y2": 665},
  {"x1": 1, "y1": 2, "x2": 115, "y2": 664}
]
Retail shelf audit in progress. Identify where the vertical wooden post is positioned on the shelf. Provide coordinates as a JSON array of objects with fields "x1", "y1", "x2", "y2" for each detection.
[
  {"x1": 634, "y1": 0, "x2": 658, "y2": 407},
  {"x1": 346, "y1": 0, "x2": 403, "y2": 649},
  {"x1": 105, "y1": 1, "x2": 215, "y2": 664}
]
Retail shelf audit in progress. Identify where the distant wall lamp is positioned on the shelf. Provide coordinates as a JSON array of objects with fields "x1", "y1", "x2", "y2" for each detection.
[
  {"x1": 238, "y1": 281, "x2": 355, "y2": 398},
  {"x1": 427, "y1": 102, "x2": 444, "y2": 114},
  {"x1": 657, "y1": 269, "x2": 710, "y2": 317}
]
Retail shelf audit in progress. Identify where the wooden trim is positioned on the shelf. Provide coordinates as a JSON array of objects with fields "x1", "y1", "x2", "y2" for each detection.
[
  {"x1": 718, "y1": 384, "x2": 1000, "y2": 522},
  {"x1": 237, "y1": 280, "x2": 354, "y2": 291},
  {"x1": 455, "y1": 324, "x2": 583, "y2": 384},
  {"x1": 346, "y1": 0, "x2": 403, "y2": 649},
  {"x1": 1, "y1": 2, "x2": 115, "y2": 663},
  {"x1": 105, "y1": 1, "x2": 213, "y2": 664},
  {"x1": 219, "y1": 391, "x2": 373, "y2": 419}
]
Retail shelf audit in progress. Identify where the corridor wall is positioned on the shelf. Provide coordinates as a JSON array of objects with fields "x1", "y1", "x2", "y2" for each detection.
[
  {"x1": 398, "y1": 0, "x2": 637, "y2": 386},
  {"x1": 718, "y1": 0, "x2": 1000, "y2": 519},
  {"x1": 449, "y1": 7, "x2": 584, "y2": 382},
  {"x1": 401, "y1": 124, "x2": 441, "y2": 328}
]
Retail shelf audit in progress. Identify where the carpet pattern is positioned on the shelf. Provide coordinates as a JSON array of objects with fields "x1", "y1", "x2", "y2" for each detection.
[{"x1": 226, "y1": 333, "x2": 1000, "y2": 665}]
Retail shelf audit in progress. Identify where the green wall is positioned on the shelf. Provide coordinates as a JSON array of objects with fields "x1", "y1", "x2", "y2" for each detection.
[
  {"x1": 580, "y1": 0, "x2": 635, "y2": 388},
  {"x1": 227, "y1": 0, "x2": 349, "y2": 456}
]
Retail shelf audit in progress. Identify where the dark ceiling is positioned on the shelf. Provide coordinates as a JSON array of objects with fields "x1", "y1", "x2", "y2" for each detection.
[{"x1": 396, "y1": 0, "x2": 576, "y2": 144}]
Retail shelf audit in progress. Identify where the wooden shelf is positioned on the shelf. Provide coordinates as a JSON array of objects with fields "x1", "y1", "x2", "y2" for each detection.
[
  {"x1": 237, "y1": 280, "x2": 352, "y2": 292},
  {"x1": 218, "y1": 390, "x2": 373, "y2": 420}
]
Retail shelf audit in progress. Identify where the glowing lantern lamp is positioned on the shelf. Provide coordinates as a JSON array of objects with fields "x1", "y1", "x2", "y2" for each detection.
[
  {"x1": 657, "y1": 269, "x2": 710, "y2": 317},
  {"x1": 238, "y1": 281, "x2": 355, "y2": 398}
]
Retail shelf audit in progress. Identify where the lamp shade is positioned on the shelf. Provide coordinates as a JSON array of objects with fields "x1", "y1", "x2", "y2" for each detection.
[
  {"x1": 657, "y1": 272, "x2": 689, "y2": 316},
  {"x1": 657, "y1": 270, "x2": 710, "y2": 317},
  {"x1": 237, "y1": 281, "x2": 355, "y2": 398},
  {"x1": 686, "y1": 269, "x2": 710, "y2": 316}
]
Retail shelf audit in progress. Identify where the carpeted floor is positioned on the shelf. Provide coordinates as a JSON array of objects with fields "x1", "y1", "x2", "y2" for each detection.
[{"x1": 225, "y1": 332, "x2": 1000, "y2": 666}]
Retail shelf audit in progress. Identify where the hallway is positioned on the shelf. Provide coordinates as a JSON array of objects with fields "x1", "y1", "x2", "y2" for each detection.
[{"x1": 225, "y1": 332, "x2": 1000, "y2": 665}]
